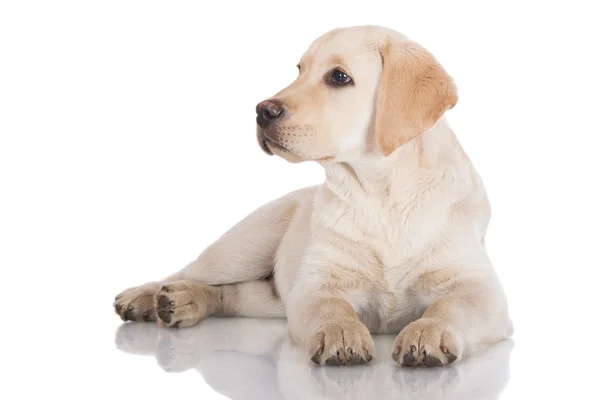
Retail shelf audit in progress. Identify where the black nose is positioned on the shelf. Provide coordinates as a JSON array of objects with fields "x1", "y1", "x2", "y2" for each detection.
[{"x1": 256, "y1": 100, "x2": 284, "y2": 127}]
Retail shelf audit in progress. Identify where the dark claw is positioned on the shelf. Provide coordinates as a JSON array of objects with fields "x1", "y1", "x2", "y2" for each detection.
[
  {"x1": 157, "y1": 295, "x2": 171, "y2": 308},
  {"x1": 402, "y1": 351, "x2": 419, "y2": 367},
  {"x1": 325, "y1": 355, "x2": 343, "y2": 366},
  {"x1": 347, "y1": 353, "x2": 367, "y2": 365},
  {"x1": 124, "y1": 308, "x2": 137, "y2": 321},
  {"x1": 157, "y1": 309, "x2": 172, "y2": 323},
  {"x1": 311, "y1": 345, "x2": 324, "y2": 364},
  {"x1": 423, "y1": 354, "x2": 443, "y2": 367},
  {"x1": 446, "y1": 352, "x2": 457, "y2": 364}
]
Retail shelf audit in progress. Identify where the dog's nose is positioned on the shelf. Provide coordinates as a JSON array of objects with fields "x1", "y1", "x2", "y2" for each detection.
[{"x1": 256, "y1": 100, "x2": 284, "y2": 127}]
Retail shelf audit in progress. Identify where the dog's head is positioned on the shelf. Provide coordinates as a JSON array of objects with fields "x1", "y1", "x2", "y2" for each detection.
[{"x1": 256, "y1": 26, "x2": 457, "y2": 163}]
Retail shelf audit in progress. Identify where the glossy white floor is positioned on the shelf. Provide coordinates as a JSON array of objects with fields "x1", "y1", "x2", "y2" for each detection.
[
  {"x1": 103, "y1": 310, "x2": 590, "y2": 400},
  {"x1": 113, "y1": 317, "x2": 513, "y2": 400},
  {"x1": 105, "y1": 287, "x2": 600, "y2": 400}
]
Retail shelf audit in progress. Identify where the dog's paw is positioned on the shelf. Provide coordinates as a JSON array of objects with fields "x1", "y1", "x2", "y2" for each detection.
[
  {"x1": 309, "y1": 318, "x2": 374, "y2": 366},
  {"x1": 153, "y1": 281, "x2": 217, "y2": 328},
  {"x1": 113, "y1": 283, "x2": 160, "y2": 322},
  {"x1": 391, "y1": 318, "x2": 461, "y2": 367}
]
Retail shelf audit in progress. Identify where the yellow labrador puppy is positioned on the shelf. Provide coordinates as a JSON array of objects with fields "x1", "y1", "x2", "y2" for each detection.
[{"x1": 114, "y1": 25, "x2": 512, "y2": 367}]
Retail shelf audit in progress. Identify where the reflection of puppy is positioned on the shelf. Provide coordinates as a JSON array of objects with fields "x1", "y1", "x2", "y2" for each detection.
[
  {"x1": 115, "y1": 322, "x2": 161, "y2": 357},
  {"x1": 116, "y1": 319, "x2": 288, "y2": 400},
  {"x1": 391, "y1": 341, "x2": 512, "y2": 399},
  {"x1": 115, "y1": 318, "x2": 513, "y2": 400},
  {"x1": 114, "y1": 25, "x2": 512, "y2": 367}
]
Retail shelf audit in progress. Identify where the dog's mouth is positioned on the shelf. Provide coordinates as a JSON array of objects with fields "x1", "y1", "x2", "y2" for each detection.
[
  {"x1": 259, "y1": 136, "x2": 273, "y2": 155},
  {"x1": 264, "y1": 137, "x2": 290, "y2": 155},
  {"x1": 258, "y1": 130, "x2": 291, "y2": 156},
  {"x1": 257, "y1": 131, "x2": 307, "y2": 164},
  {"x1": 257, "y1": 129, "x2": 333, "y2": 164}
]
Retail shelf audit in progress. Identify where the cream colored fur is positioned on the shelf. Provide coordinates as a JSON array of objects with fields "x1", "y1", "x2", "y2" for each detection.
[{"x1": 114, "y1": 25, "x2": 512, "y2": 367}]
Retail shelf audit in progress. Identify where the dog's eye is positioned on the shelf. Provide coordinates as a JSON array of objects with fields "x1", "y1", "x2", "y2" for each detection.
[{"x1": 330, "y1": 69, "x2": 352, "y2": 85}]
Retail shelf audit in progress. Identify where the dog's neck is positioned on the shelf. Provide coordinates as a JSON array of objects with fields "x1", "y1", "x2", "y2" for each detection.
[{"x1": 323, "y1": 117, "x2": 460, "y2": 202}]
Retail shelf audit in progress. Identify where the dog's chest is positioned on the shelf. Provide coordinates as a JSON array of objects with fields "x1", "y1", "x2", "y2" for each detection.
[
  {"x1": 317, "y1": 187, "x2": 449, "y2": 331},
  {"x1": 336, "y1": 208, "x2": 434, "y2": 331},
  {"x1": 364, "y1": 251, "x2": 428, "y2": 330},
  {"x1": 355, "y1": 263, "x2": 425, "y2": 333}
]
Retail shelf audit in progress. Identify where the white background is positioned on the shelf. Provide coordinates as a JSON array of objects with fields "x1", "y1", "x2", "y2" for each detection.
[{"x1": 1, "y1": 1, "x2": 599, "y2": 399}]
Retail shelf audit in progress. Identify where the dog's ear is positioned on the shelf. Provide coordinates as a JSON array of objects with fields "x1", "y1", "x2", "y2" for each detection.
[{"x1": 375, "y1": 40, "x2": 458, "y2": 156}]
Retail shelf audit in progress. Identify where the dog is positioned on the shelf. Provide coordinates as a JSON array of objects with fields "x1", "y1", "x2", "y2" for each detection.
[{"x1": 114, "y1": 25, "x2": 512, "y2": 367}]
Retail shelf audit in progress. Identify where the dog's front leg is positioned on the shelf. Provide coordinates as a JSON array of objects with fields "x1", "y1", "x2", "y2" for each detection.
[
  {"x1": 392, "y1": 252, "x2": 512, "y2": 367},
  {"x1": 287, "y1": 289, "x2": 374, "y2": 366}
]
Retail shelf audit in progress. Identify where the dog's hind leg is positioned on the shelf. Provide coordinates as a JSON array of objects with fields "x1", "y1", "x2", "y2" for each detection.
[
  {"x1": 113, "y1": 187, "x2": 315, "y2": 325},
  {"x1": 180, "y1": 189, "x2": 308, "y2": 285}
]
